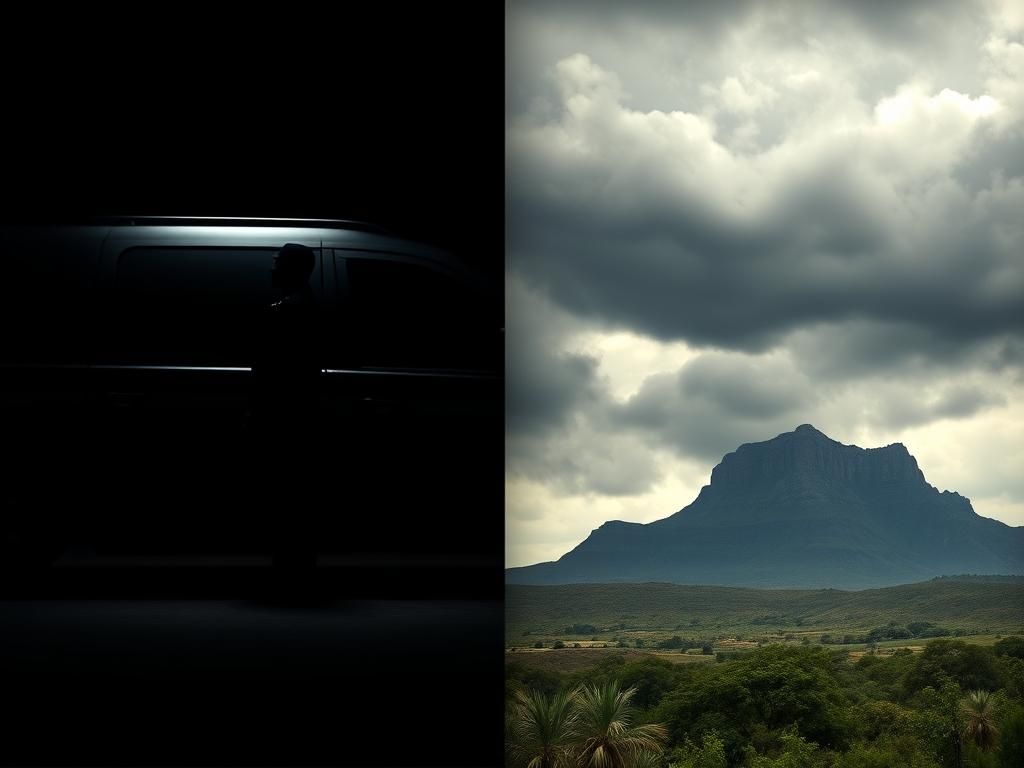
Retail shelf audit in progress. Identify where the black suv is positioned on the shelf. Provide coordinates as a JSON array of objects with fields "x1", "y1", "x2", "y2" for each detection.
[{"x1": 0, "y1": 217, "x2": 502, "y2": 566}]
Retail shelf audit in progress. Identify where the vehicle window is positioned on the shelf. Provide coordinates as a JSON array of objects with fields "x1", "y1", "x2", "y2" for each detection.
[
  {"x1": 105, "y1": 247, "x2": 283, "y2": 366},
  {"x1": 340, "y1": 256, "x2": 494, "y2": 371}
]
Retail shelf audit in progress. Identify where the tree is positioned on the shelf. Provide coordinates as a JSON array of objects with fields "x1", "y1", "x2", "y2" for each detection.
[
  {"x1": 573, "y1": 681, "x2": 668, "y2": 768},
  {"x1": 668, "y1": 731, "x2": 727, "y2": 768},
  {"x1": 914, "y1": 681, "x2": 967, "y2": 768},
  {"x1": 507, "y1": 687, "x2": 579, "y2": 768},
  {"x1": 743, "y1": 729, "x2": 823, "y2": 768},
  {"x1": 902, "y1": 639, "x2": 1001, "y2": 695},
  {"x1": 994, "y1": 636, "x2": 1024, "y2": 660},
  {"x1": 998, "y1": 703, "x2": 1024, "y2": 768},
  {"x1": 507, "y1": 662, "x2": 564, "y2": 701},
  {"x1": 962, "y1": 689, "x2": 999, "y2": 753},
  {"x1": 616, "y1": 656, "x2": 682, "y2": 711},
  {"x1": 834, "y1": 735, "x2": 940, "y2": 768},
  {"x1": 657, "y1": 636, "x2": 691, "y2": 650},
  {"x1": 652, "y1": 645, "x2": 851, "y2": 761}
]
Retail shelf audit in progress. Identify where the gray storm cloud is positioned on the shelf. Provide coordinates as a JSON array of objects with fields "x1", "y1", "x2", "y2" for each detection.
[
  {"x1": 505, "y1": 0, "x2": 1024, "y2": 551},
  {"x1": 508, "y1": 49, "x2": 1022, "y2": 355}
]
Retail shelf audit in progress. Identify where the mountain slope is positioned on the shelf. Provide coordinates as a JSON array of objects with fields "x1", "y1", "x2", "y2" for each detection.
[{"x1": 506, "y1": 425, "x2": 1024, "y2": 588}]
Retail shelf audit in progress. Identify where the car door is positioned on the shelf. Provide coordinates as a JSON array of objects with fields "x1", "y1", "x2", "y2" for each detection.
[
  {"x1": 92, "y1": 232, "x2": 325, "y2": 553},
  {"x1": 321, "y1": 248, "x2": 502, "y2": 559}
]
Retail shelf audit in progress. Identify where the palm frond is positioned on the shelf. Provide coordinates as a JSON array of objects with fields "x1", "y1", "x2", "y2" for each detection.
[
  {"x1": 961, "y1": 689, "x2": 999, "y2": 752},
  {"x1": 571, "y1": 681, "x2": 667, "y2": 768},
  {"x1": 508, "y1": 687, "x2": 580, "y2": 768}
]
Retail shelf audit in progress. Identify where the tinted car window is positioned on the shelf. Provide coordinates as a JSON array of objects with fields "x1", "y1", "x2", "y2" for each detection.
[
  {"x1": 105, "y1": 247, "x2": 281, "y2": 366},
  {"x1": 341, "y1": 256, "x2": 495, "y2": 371}
]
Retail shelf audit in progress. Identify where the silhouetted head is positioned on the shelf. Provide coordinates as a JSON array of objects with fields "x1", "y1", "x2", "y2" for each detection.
[{"x1": 271, "y1": 243, "x2": 315, "y2": 294}]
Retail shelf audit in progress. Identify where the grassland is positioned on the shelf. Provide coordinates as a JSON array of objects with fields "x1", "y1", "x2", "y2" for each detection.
[{"x1": 506, "y1": 578, "x2": 1024, "y2": 649}]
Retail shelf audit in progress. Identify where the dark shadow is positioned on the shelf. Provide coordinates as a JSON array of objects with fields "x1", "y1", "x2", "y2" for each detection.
[{"x1": 247, "y1": 243, "x2": 321, "y2": 582}]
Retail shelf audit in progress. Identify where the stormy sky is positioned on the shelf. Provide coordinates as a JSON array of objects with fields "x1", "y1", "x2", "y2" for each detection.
[{"x1": 505, "y1": 0, "x2": 1024, "y2": 567}]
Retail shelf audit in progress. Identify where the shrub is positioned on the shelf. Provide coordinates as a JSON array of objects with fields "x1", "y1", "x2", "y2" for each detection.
[
  {"x1": 995, "y1": 636, "x2": 1024, "y2": 659},
  {"x1": 657, "y1": 636, "x2": 685, "y2": 649},
  {"x1": 669, "y1": 731, "x2": 727, "y2": 768},
  {"x1": 743, "y1": 728, "x2": 822, "y2": 767}
]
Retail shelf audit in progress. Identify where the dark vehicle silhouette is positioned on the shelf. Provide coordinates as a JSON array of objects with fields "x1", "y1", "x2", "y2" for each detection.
[{"x1": 0, "y1": 217, "x2": 502, "y2": 567}]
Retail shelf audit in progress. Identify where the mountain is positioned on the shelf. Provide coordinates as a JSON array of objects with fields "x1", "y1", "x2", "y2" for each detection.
[{"x1": 506, "y1": 424, "x2": 1024, "y2": 589}]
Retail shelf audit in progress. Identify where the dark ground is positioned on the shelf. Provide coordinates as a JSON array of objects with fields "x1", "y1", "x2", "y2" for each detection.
[
  {"x1": 0, "y1": 595, "x2": 501, "y2": 766},
  {"x1": 0, "y1": 7, "x2": 504, "y2": 766}
]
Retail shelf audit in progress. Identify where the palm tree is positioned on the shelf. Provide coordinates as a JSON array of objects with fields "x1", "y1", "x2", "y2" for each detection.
[
  {"x1": 572, "y1": 681, "x2": 668, "y2": 768},
  {"x1": 507, "y1": 686, "x2": 579, "y2": 768},
  {"x1": 962, "y1": 689, "x2": 999, "y2": 753}
]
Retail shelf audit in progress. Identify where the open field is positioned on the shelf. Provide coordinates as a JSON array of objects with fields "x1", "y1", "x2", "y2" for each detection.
[{"x1": 507, "y1": 578, "x2": 1024, "y2": 648}]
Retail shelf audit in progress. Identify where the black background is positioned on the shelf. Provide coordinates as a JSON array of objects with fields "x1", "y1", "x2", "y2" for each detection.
[
  {"x1": 3, "y1": 8, "x2": 503, "y2": 277},
  {"x1": 1, "y1": 7, "x2": 505, "y2": 766}
]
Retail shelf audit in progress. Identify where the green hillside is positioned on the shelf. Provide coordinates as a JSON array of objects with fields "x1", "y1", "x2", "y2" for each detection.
[{"x1": 506, "y1": 579, "x2": 1024, "y2": 645}]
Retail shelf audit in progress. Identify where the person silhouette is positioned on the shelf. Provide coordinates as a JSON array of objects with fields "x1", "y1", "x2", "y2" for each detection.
[{"x1": 249, "y1": 243, "x2": 320, "y2": 583}]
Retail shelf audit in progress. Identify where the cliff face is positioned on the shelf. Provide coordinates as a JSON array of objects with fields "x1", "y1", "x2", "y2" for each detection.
[
  {"x1": 707, "y1": 425, "x2": 924, "y2": 490},
  {"x1": 506, "y1": 425, "x2": 1024, "y2": 589}
]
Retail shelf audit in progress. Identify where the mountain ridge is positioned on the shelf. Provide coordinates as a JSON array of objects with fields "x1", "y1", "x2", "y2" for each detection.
[{"x1": 506, "y1": 425, "x2": 1024, "y2": 589}]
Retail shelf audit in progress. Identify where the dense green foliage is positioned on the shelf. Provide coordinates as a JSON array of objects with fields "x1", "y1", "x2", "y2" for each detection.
[
  {"x1": 903, "y1": 640, "x2": 1002, "y2": 694},
  {"x1": 669, "y1": 732, "x2": 727, "y2": 768},
  {"x1": 994, "y1": 636, "x2": 1024, "y2": 659},
  {"x1": 507, "y1": 637, "x2": 1024, "y2": 767},
  {"x1": 818, "y1": 621, "x2": 960, "y2": 644}
]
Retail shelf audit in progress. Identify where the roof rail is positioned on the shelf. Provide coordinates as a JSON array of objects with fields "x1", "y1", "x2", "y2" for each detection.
[
  {"x1": 100, "y1": 216, "x2": 392, "y2": 234},
  {"x1": 0, "y1": 215, "x2": 390, "y2": 234}
]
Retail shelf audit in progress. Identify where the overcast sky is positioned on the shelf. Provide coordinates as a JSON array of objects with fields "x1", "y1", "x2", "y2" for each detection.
[{"x1": 505, "y1": 0, "x2": 1024, "y2": 568}]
